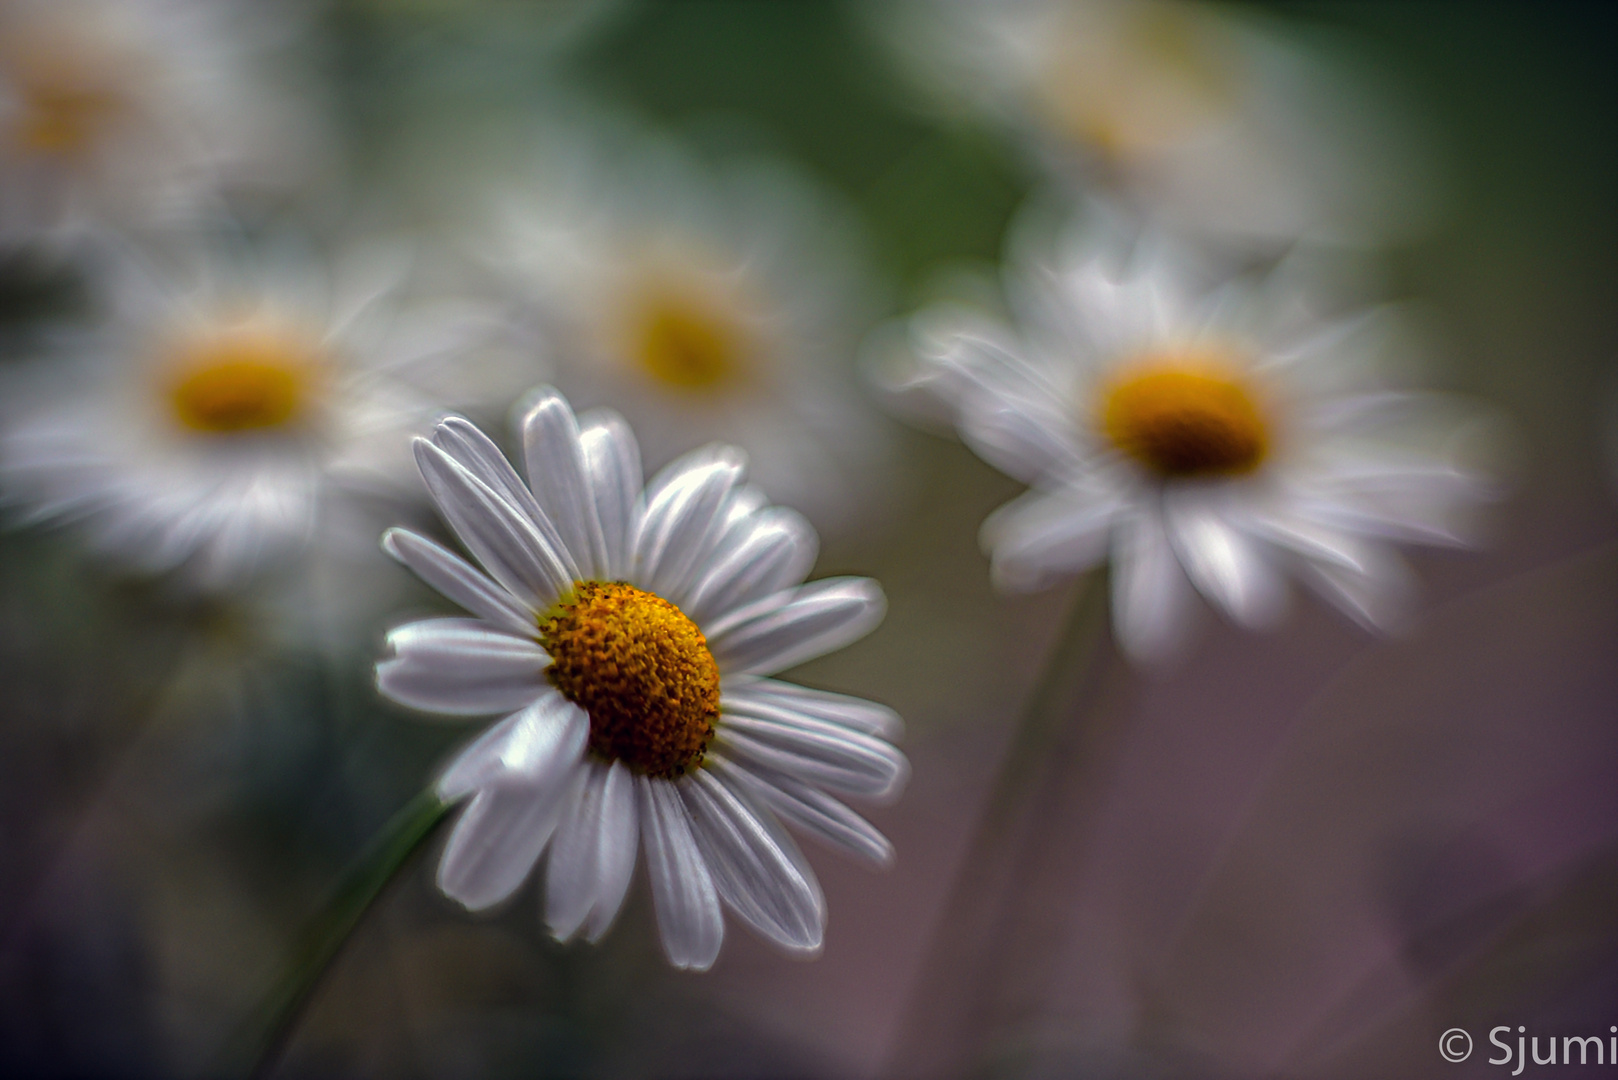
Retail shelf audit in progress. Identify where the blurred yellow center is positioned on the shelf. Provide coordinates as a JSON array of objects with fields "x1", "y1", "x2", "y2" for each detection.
[
  {"x1": 634, "y1": 297, "x2": 739, "y2": 390},
  {"x1": 10, "y1": 48, "x2": 130, "y2": 157},
  {"x1": 1038, "y1": 3, "x2": 1236, "y2": 163},
  {"x1": 540, "y1": 581, "x2": 720, "y2": 778},
  {"x1": 1099, "y1": 355, "x2": 1268, "y2": 477},
  {"x1": 167, "y1": 329, "x2": 323, "y2": 434}
]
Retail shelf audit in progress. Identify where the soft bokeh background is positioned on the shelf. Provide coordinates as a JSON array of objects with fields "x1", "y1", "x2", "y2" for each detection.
[{"x1": 2, "y1": 2, "x2": 1616, "y2": 1078}]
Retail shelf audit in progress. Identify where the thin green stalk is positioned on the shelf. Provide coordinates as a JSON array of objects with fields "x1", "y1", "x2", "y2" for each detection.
[
  {"x1": 978, "y1": 569, "x2": 1112, "y2": 832},
  {"x1": 221, "y1": 787, "x2": 453, "y2": 1080},
  {"x1": 887, "y1": 570, "x2": 1114, "y2": 1078}
]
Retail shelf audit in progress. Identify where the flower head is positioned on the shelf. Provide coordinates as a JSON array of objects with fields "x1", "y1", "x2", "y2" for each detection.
[
  {"x1": 0, "y1": 0, "x2": 320, "y2": 249},
  {"x1": 376, "y1": 389, "x2": 906, "y2": 970},
  {"x1": 484, "y1": 121, "x2": 890, "y2": 532},
  {"x1": 877, "y1": 208, "x2": 1494, "y2": 661},
  {"x1": 0, "y1": 237, "x2": 498, "y2": 591},
  {"x1": 871, "y1": 0, "x2": 1432, "y2": 245}
]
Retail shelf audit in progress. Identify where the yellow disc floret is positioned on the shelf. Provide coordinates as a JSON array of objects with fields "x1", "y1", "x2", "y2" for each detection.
[
  {"x1": 8, "y1": 40, "x2": 131, "y2": 158},
  {"x1": 167, "y1": 326, "x2": 321, "y2": 434},
  {"x1": 17, "y1": 77, "x2": 124, "y2": 156},
  {"x1": 539, "y1": 581, "x2": 721, "y2": 778},
  {"x1": 1099, "y1": 353, "x2": 1268, "y2": 477},
  {"x1": 635, "y1": 297, "x2": 739, "y2": 391}
]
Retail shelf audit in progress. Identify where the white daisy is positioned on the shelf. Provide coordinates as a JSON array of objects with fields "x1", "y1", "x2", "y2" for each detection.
[
  {"x1": 483, "y1": 122, "x2": 889, "y2": 533},
  {"x1": 0, "y1": 236, "x2": 500, "y2": 591},
  {"x1": 0, "y1": 0, "x2": 318, "y2": 249},
  {"x1": 375, "y1": 389, "x2": 906, "y2": 970},
  {"x1": 878, "y1": 209, "x2": 1493, "y2": 662},
  {"x1": 871, "y1": 0, "x2": 1431, "y2": 246}
]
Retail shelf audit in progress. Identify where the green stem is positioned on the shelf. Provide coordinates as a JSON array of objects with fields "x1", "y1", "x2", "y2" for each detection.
[
  {"x1": 978, "y1": 569, "x2": 1112, "y2": 831},
  {"x1": 888, "y1": 570, "x2": 1114, "y2": 1077},
  {"x1": 223, "y1": 787, "x2": 453, "y2": 1080}
]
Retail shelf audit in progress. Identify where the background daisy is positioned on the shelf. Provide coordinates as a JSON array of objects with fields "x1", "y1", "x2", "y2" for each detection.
[
  {"x1": 878, "y1": 205, "x2": 1496, "y2": 660},
  {"x1": 0, "y1": 232, "x2": 502, "y2": 592},
  {"x1": 868, "y1": 0, "x2": 1435, "y2": 247},
  {"x1": 0, "y1": 0, "x2": 325, "y2": 252},
  {"x1": 477, "y1": 118, "x2": 892, "y2": 534}
]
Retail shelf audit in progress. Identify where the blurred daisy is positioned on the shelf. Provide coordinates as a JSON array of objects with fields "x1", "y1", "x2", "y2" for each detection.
[
  {"x1": 484, "y1": 125, "x2": 889, "y2": 533},
  {"x1": 872, "y1": 0, "x2": 1431, "y2": 245},
  {"x1": 0, "y1": 0, "x2": 319, "y2": 249},
  {"x1": 376, "y1": 389, "x2": 906, "y2": 970},
  {"x1": 877, "y1": 209, "x2": 1492, "y2": 661},
  {"x1": 0, "y1": 237, "x2": 498, "y2": 592}
]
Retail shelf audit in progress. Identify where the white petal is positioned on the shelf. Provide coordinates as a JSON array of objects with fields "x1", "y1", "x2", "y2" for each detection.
[
  {"x1": 959, "y1": 399, "x2": 1082, "y2": 488},
  {"x1": 1240, "y1": 510, "x2": 1369, "y2": 574},
  {"x1": 520, "y1": 389, "x2": 609, "y2": 581},
  {"x1": 430, "y1": 419, "x2": 540, "y2": 528},
  {"x1": 543, "y1": 769, "x2": 601, "y2": 941},
  {"x1": 437, "y1": 765, "x2": 582, "y2": 911},
  {"x1": 722, "y1": 678, "x2": 903, "y2": 740},
  {"x1": 430, "y1": 418, "x2": 582, "y2": 581},
  {"x1": 1111, "y1": 504, "x2": 1193, "y2": 663},
  {"x1": 631, "y1": 445, "x2": 747, "y2": 603},
  {"x1": 914, "y1": 315, "x2": 1079, "y2": 483},
  {"x1": 717, "y1": 708, "x2": 908, "y2": 801},
  {"x1": 705, "y1": 578, "x2": 886, "y2": 676},
  {"x1": 981, "y1": 489, "x2": 1121, "y2": 593},
  {"x1": 436, "y1": 691, "x2": 588, "y2": 801},
  {"x1": 712, "y1": 756, "x2": 893, "y2": 867},
  {"x1": 1164, "y1": 492, "x2": 1286, "y2": 629},
  {"x1": 681, "y1": 771, "x2": 824, "y2": 953},
  {"x1": 577, "y1": 408, "x2": 642, "y2": 580},
  {"x1": 414, "y1": 439, "x2": 573, "y2": 610},
  {"x1": 544, "y1": 760, "x2": 638, "y2": 943},
  {"x1": 382, "y1": 528, "x2": 537, "y2": 636},
  {"x1": 584, "y1": 762, "x2": 639, "y2": 942},
  {"x1": 683, "y1": 507, "x2": 818, "y2": 625},
  {"x1": 377, "y1": 618, "x2": 549, "y2": 717},
  {"x1": 1304, "y1": 548, "x2": 1413, "y2": 633},
  {"x1": 638, "y1": 776, "x2": 724, "y2": 971}
]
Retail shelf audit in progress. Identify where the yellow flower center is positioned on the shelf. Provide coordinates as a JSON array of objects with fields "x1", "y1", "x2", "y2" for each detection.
[
  {"x1": 167, "y1": 327, "x2": 323, "y2": 434},
  {"x1": 8, "y1": 41, "x2": 133, "y2": 158},
  {"x1": 633, "y1": 295, "x2": 741, "y2": 391},
  {"x1": 18, "y1": 82, "x2": 124, "y2": 156},
  {"x1": 539, "y1": 581, "x2": 720, "y2": 779},
  {"x1": 1099, "y1": 354, "x2": 1268, "y2": 477},
  {"x1": 1036, "y1": 1, "x2": 1237, "y2": 164}
]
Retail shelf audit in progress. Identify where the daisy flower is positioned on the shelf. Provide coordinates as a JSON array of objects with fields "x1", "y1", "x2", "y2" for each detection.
[
  {"x1": 0, "y1": 236, "x2": 500, "y2": 592},
  {"x1": 877, "y1": 208, "x2": 1492, "y2": 661},
  {"x1": 375, "y1": 389, "x2": 906, "y2": 970},
  {"x1": 870, "y1": 0, "x2": 1430, "y2": 246},
  {"x1": 483, "y1": 122, "x2": 889, "y2": 533},
  {"x1": 0, "y1": 0, "x2": 318, "y2": 249}
]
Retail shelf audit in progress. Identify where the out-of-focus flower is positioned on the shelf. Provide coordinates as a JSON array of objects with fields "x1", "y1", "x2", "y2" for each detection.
[
  {"x1": 483, "y1": 124, "x2": 890, "y2": 533},
  {"x1": 0, "y1": 0, "x2": 321, "y2": 250},
  {"x1": 376, "y1": 390, "x2": 906, "y2": 970},
  {"x1": 873, "y1": 208, "x2": 1494, "y2": 662},
  {"x1": 871, "y1": 0, "x2": 1433, "y2": 246},
  {"x1": 0, "y1": 235, "x2": 499, "y2": 592}
]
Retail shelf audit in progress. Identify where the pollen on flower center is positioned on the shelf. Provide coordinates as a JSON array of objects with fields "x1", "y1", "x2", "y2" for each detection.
[
  {"x1": 539, "y1": 581, "x2": 720, "y2": 778},
  {"x1": 634, "y1": 296, "x2": 740, "y2": 391},
  {"x1": 166, "y1": 326, "x2": 322, "y2": 434},
  {"x1": 1099, "y1": 354, "x2": 1268, "y2": 477}
]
